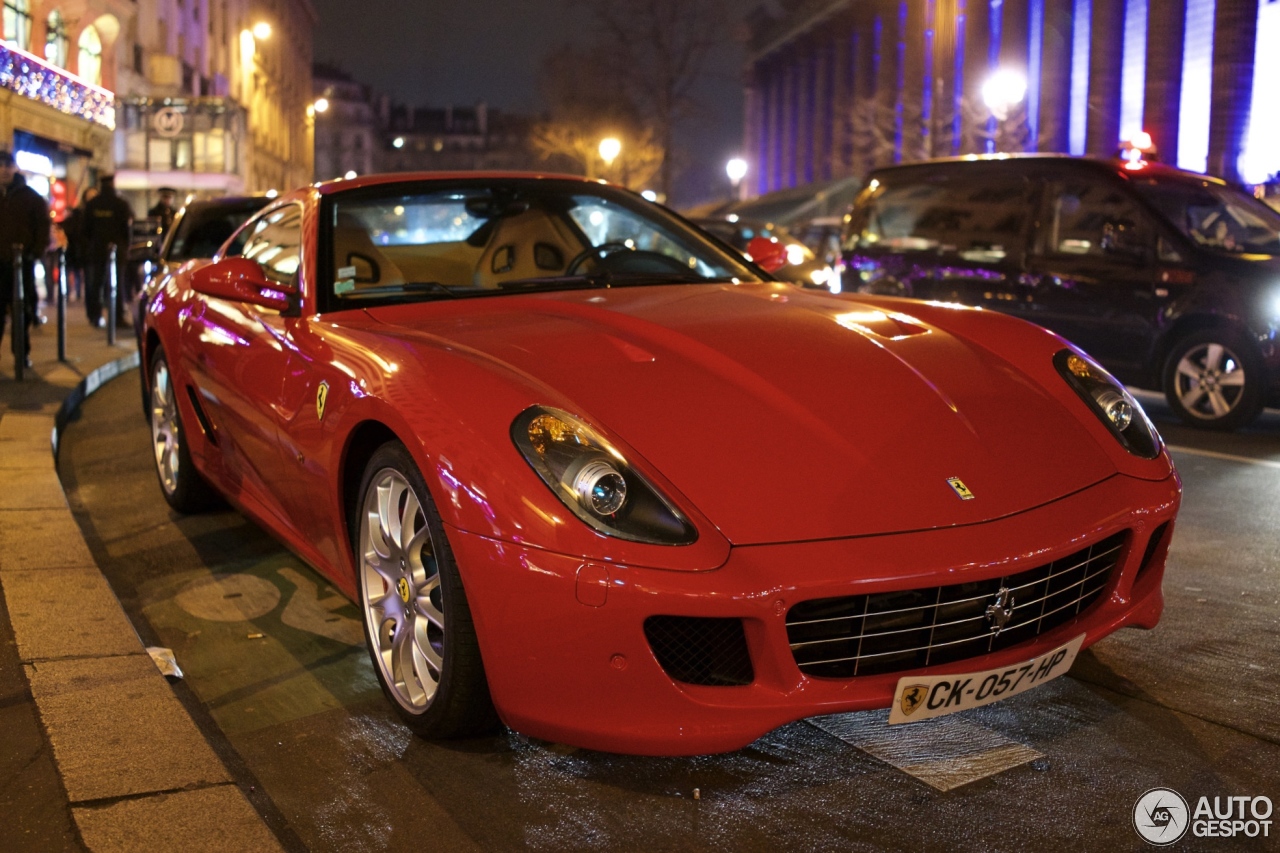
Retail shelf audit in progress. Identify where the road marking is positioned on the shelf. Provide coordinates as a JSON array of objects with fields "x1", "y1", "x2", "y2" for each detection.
[
  {"x1": 1165, "y1": 445, "x2": 1280, "y2": 469},
  {"x1": 278, "y1": 568, "x2": 364, "y2": 646},
  {"x1": 808, "y1": 710, "x2": 1041, "y2": 791}
]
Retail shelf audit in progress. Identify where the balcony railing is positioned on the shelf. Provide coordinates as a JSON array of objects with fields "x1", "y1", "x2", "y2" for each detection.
[{"x1": 0, "y1": 41, "x2": 116, "y2": 130}]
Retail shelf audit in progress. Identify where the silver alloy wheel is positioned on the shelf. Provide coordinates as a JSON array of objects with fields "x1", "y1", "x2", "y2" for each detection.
[
  {"x1": 1174, "y1": 342, "x2": 1247, "y2": 420},
  {"x1": 150, "y1": 360, "x2": 181, "y2": 496},
  {"x1": 359, "y1": 468, "x2": 445, "y2": 713}
]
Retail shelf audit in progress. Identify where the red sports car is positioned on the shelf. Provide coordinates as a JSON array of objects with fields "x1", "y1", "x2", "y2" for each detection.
[{"x1": 139, "y1": 173, "x2": 1180, "y2": 755}]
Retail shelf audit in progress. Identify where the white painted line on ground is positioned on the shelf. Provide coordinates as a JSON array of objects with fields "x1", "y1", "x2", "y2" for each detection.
[
  {"x1": 1165, "y1": 445, "x2": 1280, "y2": 469},
  {"x1": 808, "y1": 710, "x2": 1041, "y2": 792}
]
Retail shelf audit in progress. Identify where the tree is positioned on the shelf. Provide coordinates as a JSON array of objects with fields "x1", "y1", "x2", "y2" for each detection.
[{"x1": 563, "y1": 0, "x2": 735, "y2": 198}]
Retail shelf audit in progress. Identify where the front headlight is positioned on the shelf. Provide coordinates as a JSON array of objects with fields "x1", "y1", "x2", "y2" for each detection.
[
  {"x1": 1054, "y1": 349, "x2": 1160, "y2": 459},
  {"x1": 512, "y1": 407, "x2": 698, "y2": 545}
]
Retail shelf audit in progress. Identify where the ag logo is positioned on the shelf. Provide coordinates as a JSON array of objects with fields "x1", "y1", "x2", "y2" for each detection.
[
  {"x1": 1134, "y1": 787, "x2": 1190, "y2": 845},
  {"x1": 316, "y1": 381, "x2": 329, "y2": 421},
  {"x1": 947, "y1": 477, "x2": 975, "y2": 500},
  {"x1": 396, "y1": 577, "x2": 411, "y2": 604},
  {"x1": 899, "y1": 684, "x2": 928, "y2": 717}
]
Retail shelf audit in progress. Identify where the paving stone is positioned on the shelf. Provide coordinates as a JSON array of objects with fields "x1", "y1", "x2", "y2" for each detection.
[
  {"x1": 2, "y1": 568, "x2": 143, "y2": 661},
  {"x1": 0, "y1": 412, "x2": 56, "y2": 442},
  {"x1": 25, "y1": 655, "x2": 231, "y2": 802},
  {"x1": 0, "y1": 467, "x2": 68, "y2": 510},
  {"x1": 73, "y1": 786, "x2": 283, "y2": 853},
  {"x1": 0, "y1": 440, "x2": 54, "y2": 469},
  {"x1": 0, "y1": 509, "x2": 97, "y2": 571}
]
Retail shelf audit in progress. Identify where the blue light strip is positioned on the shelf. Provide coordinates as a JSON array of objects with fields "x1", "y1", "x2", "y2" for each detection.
[
  {"x1": 1177, "y1": 0, "x2": 1215, "y2": 172},
  {"x1": 924, "y1": 0, "x2": 936, "y2": 153},
  {"x1": 1069, "y1": 0, "x2": 1091, "y2": 155},
  {"x1": 954, "y1": 0, "x2": 967, "y2": 154},
  {"x1": 988, "y1": 0, "x2": 1003, "y2": 153},
  {"x1": 1238, "y1": 0, "x2": 1280, "y2": 183},
  {"x1": 1028, "y1": 0, "x2": 1044, "y2": 148},
  {"x1": 0, "y1": 42, "x2": 115, "y2": 129},
  {"x1": 896, "y1": 1, "x2": 907, "y2": 161},
  {"x1": 1119, "y1": 0, "x2": 1148, "y2": 141}
]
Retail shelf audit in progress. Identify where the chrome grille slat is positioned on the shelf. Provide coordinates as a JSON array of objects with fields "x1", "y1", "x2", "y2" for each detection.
[{"x1": 785, "y1": 533, "x2": 1127, "y2": 678}]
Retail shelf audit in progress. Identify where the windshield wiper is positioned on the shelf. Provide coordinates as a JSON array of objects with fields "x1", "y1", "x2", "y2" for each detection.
[
  {"x1": 339, "y1": 281, "x2": 459, "y2": 300},
  {"x1": 497, "y1": 272, "x2": 612, "y2": 292}
]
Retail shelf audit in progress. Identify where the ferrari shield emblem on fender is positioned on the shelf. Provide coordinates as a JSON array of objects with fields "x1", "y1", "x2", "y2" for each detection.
[
  {"x1": 316, "y1": 381, "x2": 329, "y2": 422},
  {"x1": 947, "y1": 477, "x2": 975, "y2": 500},
  {"x1": 900, "y1": 684, "x2": 929, "y2": 717}
]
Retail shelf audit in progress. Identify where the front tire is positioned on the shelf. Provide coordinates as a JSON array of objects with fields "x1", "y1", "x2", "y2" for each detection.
[
  {"x1": 149, "y1": 348, "x2": 218, "y2": 512},
  {"x1": 355, "y1": 442, "x2": 498, "y2": 738},
  {"x1": 1162, "y1": 330, "x2": 1265, "y2": 430}
]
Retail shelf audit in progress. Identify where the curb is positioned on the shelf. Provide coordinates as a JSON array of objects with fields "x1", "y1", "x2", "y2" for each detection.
[{"x1": 1, "y1": 353, "x2": 284, "y2": 853}]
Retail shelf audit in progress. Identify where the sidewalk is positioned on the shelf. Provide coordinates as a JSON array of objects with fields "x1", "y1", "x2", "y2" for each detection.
[{"x1": 0, "y1": 309, "x2": 282, "y2": 852}]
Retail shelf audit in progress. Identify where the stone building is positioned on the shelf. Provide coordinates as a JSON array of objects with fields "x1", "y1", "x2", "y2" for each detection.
[{"x1": 743, "y1": 0, "x2": 1278, "y2": 195}]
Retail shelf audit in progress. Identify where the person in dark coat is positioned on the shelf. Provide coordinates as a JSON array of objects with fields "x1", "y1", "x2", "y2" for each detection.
[
  {"x1": 62, "y1": 186, "x2": 96, "y2": 302},
  {"x1": 82, "y1": 175, "x2": 133, "y2": 328},
  {"x1": 147, "y1": 187, "x2": 178, "y2": 235},
  {"x1": 0, "y1": 150, "x2": 51, "y2": 367}
]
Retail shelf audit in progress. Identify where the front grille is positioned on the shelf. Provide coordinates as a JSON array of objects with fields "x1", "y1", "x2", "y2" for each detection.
[
  {"x1": 786, "y1": 532, "x2": 1127, "y2": 678},
  {"x1": 644, "y1": 616, "x2": 754, "y2": 686}
]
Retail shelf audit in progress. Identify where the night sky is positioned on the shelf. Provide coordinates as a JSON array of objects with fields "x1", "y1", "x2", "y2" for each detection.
[{"x1": 310, "y1": 0, "x2": 746, "y2": 205}]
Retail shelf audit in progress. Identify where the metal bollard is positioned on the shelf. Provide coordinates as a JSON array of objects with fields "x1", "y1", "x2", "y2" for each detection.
[
  {"x1": 107, "y1": 243, "x2": 118, "y2": 346},
  {"x1": 57, "y1": 248, "x2": 68, "y2": 362},
  {"x1": 12, "y1": 245, "x2": 26, "y2": 381}
]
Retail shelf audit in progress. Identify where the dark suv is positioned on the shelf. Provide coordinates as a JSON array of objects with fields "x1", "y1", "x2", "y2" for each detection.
[{"x1": 843, "y1": 155, "x2": 1280, "y2": 429}]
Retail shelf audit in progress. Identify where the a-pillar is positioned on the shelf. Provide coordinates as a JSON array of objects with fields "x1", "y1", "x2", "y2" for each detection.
[
  {"x1": 1208, "y1": 0, "x2": 1258, "y2": 182},
  {"x1": 1143, "y1": 0, "x2": 1185, "y2": 163},
  {"x1": 1086, "y1": 0, "x2": 1125, "y2": 155}
]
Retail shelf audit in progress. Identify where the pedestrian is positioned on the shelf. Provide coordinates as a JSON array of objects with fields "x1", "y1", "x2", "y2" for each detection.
[
  {"x1": 148, "y1": 187, "x2": 178, "y2": 235},
  {"x1": 62, "y1": 186, "x2": 96, "y2": 302},
  {"x1": 82, "y1": 175, "x2": 133, "y2": 329},
  {"x1": 0, "y1": 149, "x2": 51, "y2": 368}
]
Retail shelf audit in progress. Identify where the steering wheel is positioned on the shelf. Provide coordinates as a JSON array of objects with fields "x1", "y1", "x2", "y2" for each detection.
[{"x1": 567, "y1": 241, "x2": 633, "y2": 275}]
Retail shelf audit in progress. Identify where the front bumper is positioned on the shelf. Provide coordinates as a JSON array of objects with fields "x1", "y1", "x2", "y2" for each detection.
[{"x1": 451, "y1": 472, "x2": 1180, "y2": 755}]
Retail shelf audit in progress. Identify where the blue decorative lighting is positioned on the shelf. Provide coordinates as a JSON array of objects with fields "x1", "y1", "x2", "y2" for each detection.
[
  {"x1": 1178, "y1": 0, "x2": 1215, "y2": 172},
  {"x1": 1239, "y1": 0, "x2": 1280, "y2": 183},
  {"x1": 1069, "y1": 0, "x2": 1091, "y2": 155},
  {"x1": 954, "y1": 0, "x2": 966, "y2": 154},
  {"x1": 0, "y1": 42, "x2": 115, "y2": 130},
  {"x1": 1120, "y1": 0, "x2": 1148, "y2": 142},
  {"x1": 923, "y1": 0, "x2": 935, "y2": 153},
  {"x1": 895, "y1": 1, "x2": 907, "y2": 162},
  {"x1": 988, "y1": 0, "x2": 1004, "y2": 153},
  {"x1": 1028, "y1": 0, "x2": 1044, "y2": 147}
]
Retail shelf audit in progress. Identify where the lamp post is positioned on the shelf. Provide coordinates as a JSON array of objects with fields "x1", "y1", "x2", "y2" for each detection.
[
  {"x1": 598, "y1": 137, "x2": 622, "y2": 181},
  {"x1": 981, "y1": 68, "x2": 1027, "y2": 152},
  {"x1": 726, "y1": 157, "x2": 748, "y2": 201}
]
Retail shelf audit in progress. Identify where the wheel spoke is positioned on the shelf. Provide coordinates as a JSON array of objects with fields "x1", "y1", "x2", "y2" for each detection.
[
  {"x1": 1176, "y1": 359, "x2": 1201, "y2": 380},
  {"x1": 1219, "y1": 370, "x2": 1246, "y2": 387},
  {"x1": 1180, "y1": 384, "x2": 1207, "y2": 410},
  {"x1": 399, "y1": 489, "x2": 422, "y2": 555},
  {"x1": 1208, "y1": 389, "x2": 1231, "y2": 416},
  {"x1": 1203, "y1": 344, "x2": 1225, "y2": 372},
  {"x1": 365, "y1": 508, "x2": 392, "y2": 560}
]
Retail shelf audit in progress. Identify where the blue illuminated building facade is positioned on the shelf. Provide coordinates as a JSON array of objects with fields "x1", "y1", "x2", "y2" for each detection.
[{"x1": 743, "y1": 0, "x2": 1279, "y2": 193}]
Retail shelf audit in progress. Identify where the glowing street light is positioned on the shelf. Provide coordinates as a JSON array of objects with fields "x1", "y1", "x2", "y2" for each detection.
[
  {"x1": 312, "y1": 97, "x2": 330, "y2": 114},
  {"x1": 392, "y1": 136, "x2": 405, "y2": 149},
  {"x1": 252, "y1": 21, "x2": 273, "y2": 40},
  {"x1": 599, "y1": 137, "x2": 622, "y2": 168},
  {"x1": 982, "y1": 69, "x2": 1027, "y2": 121},
  {"x1": 726, "y1": 158, "x2": 749, "y2": 186}
]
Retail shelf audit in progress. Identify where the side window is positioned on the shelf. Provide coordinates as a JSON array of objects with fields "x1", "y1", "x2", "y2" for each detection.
[
  {"x1": 239, "y1": 204, "x2": 303, "y2": 287},
  {"x1": 1042, "y1": 180, "x2": 1151, "y2": 260},
  {"x1": 854, "y1": 175, "x2": 1030, "y2": 263}
]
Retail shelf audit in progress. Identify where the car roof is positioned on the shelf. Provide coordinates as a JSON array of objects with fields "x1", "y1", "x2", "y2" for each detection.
[
  {"x1": 864, "y1": 154, "x2": 1226, "y2": 187},
  {"x1": 311, "y1": 171, "x2": 604, "y2": 196}
]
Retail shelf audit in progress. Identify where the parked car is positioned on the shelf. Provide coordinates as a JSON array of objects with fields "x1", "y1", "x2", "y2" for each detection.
[
  {"x1": 842, "y1": 155, "x2": 1280, "y2": 429},
  {"x1": 694, "y1": 216, "x2": 838, "y2": 289},
  {"x1": 139, "y1": 172, "x2": 1179, "y2": 755}
]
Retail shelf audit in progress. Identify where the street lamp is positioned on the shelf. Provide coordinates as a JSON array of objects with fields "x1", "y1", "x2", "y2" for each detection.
[
  {"x1": 599, "y1": 137, "x2": 622, "y2": 169},
  {"x1": 726, "y1": 157, "x2": 748, "y2": 201},
  {"x1": 981, "y1": 68, "x2": 1027, "y2": 122},
  {"x1": 313, "y1": 97, "x2": 330, "y2": 114},
  {"x1": 252, "y1": 21, "x2": 273, "y2": 40}
]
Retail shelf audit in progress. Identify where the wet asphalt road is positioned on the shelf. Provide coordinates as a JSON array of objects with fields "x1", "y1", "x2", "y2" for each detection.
[{"x1": 57, "y1": 373, "x2": 1280, "y2": 852}]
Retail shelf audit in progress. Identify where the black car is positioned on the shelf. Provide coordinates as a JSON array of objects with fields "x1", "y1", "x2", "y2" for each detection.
[{"x1": 843, "y1": 155, "x2": 1280, "y2": 429}]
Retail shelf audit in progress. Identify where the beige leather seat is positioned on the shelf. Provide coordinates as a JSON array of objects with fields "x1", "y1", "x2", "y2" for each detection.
[
  {"x1": 332, "y1": 213, "x2": 404, "y2": 289},
  {"x1": 474, "y1": 208, "x2": 583, "y2": 288}
]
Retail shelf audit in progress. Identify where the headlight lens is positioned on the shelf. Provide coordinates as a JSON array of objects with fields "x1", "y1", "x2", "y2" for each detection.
[
  {"x1": 1054, "y1": 349, "x2": 1160, "y2": 459},
  {"x1": 512, "y1": 407, "x2": 697, "y2": 545}
]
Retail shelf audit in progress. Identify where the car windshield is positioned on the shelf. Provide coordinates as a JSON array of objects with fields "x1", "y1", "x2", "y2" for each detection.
[
  {"x1": 323, "y1": 180, "x2": 761, "y2": 308},
  {"x1": 1132, "y1": 178, "x2": 1280, "y2": 256}
]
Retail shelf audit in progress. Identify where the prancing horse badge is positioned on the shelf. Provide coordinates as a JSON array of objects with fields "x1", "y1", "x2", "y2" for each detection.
[
  {"x1": 947, "y1": 477, "x2": 975, "y2": 500},
  {"x1": 316, "y1": 381, "x2": 329, "y2": 421}
]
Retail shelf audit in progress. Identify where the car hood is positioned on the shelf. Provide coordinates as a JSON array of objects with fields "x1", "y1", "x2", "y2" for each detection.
[{"x1": 367, "y1": 283, "x2": 1117, "y2": 545}]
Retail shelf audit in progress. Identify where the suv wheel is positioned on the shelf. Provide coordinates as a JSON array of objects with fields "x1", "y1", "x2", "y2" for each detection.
[{"x1": 1162, "y1": 330, "x2": 1264, "y2": 430}]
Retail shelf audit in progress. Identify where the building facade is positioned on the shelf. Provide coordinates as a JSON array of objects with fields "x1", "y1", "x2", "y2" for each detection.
[
  {"x1": 3, "y1": 0, "x2": 314, "y2": 215},
  {"x1": 743, "y1": 0, "x2": 1278, "y2": 196}
]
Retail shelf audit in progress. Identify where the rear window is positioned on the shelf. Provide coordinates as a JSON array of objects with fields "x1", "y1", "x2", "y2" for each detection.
[{"x1": 848, "y1": 173, "x2": 1031, "y2": 263}]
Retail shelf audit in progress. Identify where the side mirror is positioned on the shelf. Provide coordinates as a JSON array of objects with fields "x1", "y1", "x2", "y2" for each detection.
[
  {"x1": 745, "y1": 235, "x2": 789, "y2": 273},
  {"x1": 191, "y1": 257, "x2": 295, "y2": 312}
]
